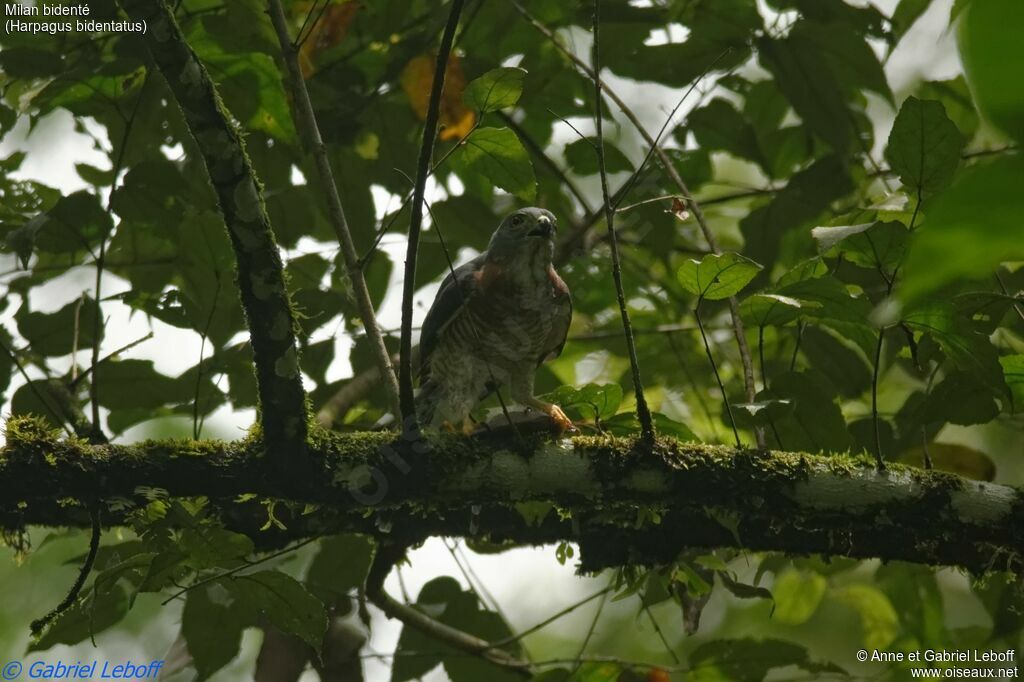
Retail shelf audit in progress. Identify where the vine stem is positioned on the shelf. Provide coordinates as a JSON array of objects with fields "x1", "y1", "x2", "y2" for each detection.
[
  {"x1": 871, "y1": 327, "x2": 887, "y2": 470},
  {"x1": 872, "y1": 190, "x2": 922, "y2": 470},
  {"x1": 591, "y1": 0, "x2": 655, "y2": 444},
  {"x1": 695, "y1": 299, "x2": 741, "y2": 448},
  {"x1": 30, "y1": 502, "x2": 101, "y2": 634},
  {"x1": 267, "y1": 0, "x2": 402, "y2": 418},
  {"x1": 398, "y1": 0, "x2": 466, "y2": 423},
  {"x1": 513, "y1": 0, "x2": 763, "y2": 447}
]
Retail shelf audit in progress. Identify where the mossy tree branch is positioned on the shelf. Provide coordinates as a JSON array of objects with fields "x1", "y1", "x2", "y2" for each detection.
[
  {"x1": 118, "y1": 0, "x2": 307, "y2": 462},
  {"x1": 2, "y1": 417, "x2": 1021, "y2": 575}
]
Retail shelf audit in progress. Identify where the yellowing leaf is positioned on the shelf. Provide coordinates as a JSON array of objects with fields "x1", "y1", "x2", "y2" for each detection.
[
  {"x1": 400, "y1": 54, "x2": 476, "y2": 141},
  {"x1": 297, "y1": 1, "x2": 360, "y2": 79}
]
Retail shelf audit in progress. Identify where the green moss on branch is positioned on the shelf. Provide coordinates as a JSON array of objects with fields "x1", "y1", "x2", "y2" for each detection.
[{"x1": 2, "y1": 416, "x2": 1021, "y2": 573}]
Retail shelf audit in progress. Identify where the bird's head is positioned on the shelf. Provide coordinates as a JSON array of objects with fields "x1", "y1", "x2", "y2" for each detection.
[{"x1": 486, "y1": 207, "x2": 557, "y2": 262}]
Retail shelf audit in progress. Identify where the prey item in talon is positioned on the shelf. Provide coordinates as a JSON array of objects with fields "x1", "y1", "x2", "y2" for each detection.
[{"x1": 415, "y1": 207, "x2": 573, "y2": 433}]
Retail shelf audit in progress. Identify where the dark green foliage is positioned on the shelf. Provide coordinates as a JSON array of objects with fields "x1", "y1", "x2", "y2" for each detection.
[{"x1": 2, "y1": 0, "x2": 1023, "y2": 678}]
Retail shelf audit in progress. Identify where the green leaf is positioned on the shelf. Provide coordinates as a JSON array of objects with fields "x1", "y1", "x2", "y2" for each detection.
[
  {"x1": 182, "y1": 583, "x2": 248, "y2": 681},
  {"x1": 393, "y1": 577, "x2": 522, "y2": 682},
  {"x1": 1001, "y1": 355, "x2": 1024, "y2": 413},
  {"x1": 892, "y1": 0, "x2": 934, "y2": 41},
  {"x1": 772, "y1": 569, "x2": 827, "y2": 625},
  {"x1": 305, "y1": 534, "x2": 376, "y2": 602},
  {"x1": 688, "y1": 98, "x2": 766, "y2": 169},
  {"x1": 740, "y1": 156, "x2": 854, "y2": 270},
  {"x1": 29, "y1": 583, "x2": 130, "y2": 652},
  {"x1": 775, "y1": 276, "x2": 875, "y2": 349},
  {"x1": 179, "y1": 527, "x2": 254, "y2": 569},
  {"x1": 901, "y1": 156, "x2": 1024, "y2": 303},
  {"x1": 903, "y1": 301, "x2": 1009, "y2": 402},
  {"x1": 689, "y1": 638, "x2": 826, "y2": 681},
  {"x1": 924, "y1": 370, "x2": 1000, "y2": 425},
  {"x1": 733, "y1": 399, "x2": 793, "y2": 427},
  {"x1": 760, "y1": 371, "x2": 853, "y2": 454},
  {"x1": 897, "y1": 443, "x2": 995, "y2": 481},
  {"x1": 11, "y1": 380, "x2": 68, "y2": 430},
  {"x1": 17, "y1": 297, "x2": 103, "y2": 356},
  {"x1": 740, "y1": 294, "x2": 806, "y2": 327},
  {"x1": 451, "y1": 127, "x2": 536, "y2": 201},
  {"x1": 719, "y1": 572, "x2": 775, "y2": 609},
  {"x1": 545, "y1": 383, "x2": 623, "y2": 421},
  {"x1": 884, "y1": 96, "x2": 965, "y2": 194},
  {"x1": 187, "y1": 26, "x2": 297, "y2": 143},
  {"x1": 789, "y1": 20, "x2": 893, "y2": 103},
  {"x1": 0, "y1": 327, "x2": 13, "y2": 404},
  {"x1": 918, "y1": 77, "x2": 979, "y2": 139},
  {"x1": 678, "y1": 253, "x2": 762, "y2": 301},
  {"x1": 758, "y1": 34, "x2": 853, "y2": 152},
  {"x1": 226, "y1": 571, "x2": 327, "y2": 652},
  {"x1": 653, "y1": 413, "x2": 699, "y2": 442},
  {"x1": 464, "y1": 67, "x2": 527, "y2": 112},
  {"x1": 563, "y1": 138, "x2": 633, "y2": 176},
  {"x1": 958, "y1": 0, "x2": 1024, "y2": 141},
  {"x1": 75, "y1": 163, "x2": 115, "y2": 187},
  {"x1": 799, "y1": 326, "x2": 872, "y2": 398},
  {"x1": 0, "y1": 48, "x2": 63, "y2": 79},
  {"x1": 811, "y1": 221, "x2": 909, "y2": 272},
  {"x1": 833, "y1": 584, "x2": 900, "y2": 650},
  {"x1": 566, "y1": 662, "x2": 623, "y2": 682}
]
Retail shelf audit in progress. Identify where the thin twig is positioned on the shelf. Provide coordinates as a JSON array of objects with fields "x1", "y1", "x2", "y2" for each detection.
[
  {"x1": 499, "y1": 111, "x2": 593, "y2": 214},
  {"x1": 193, "y1": 275, "x2": 220, "y2": 440},
  {"x1": 870, "y1": 328, "x2": 887, "y2": 470},
  {"x1": 366, "y1": 544, "x2": 531, "y2": 675},
  {"x1": 872, "y1": 191, "x2": 922, "y2": 470},
  {"x1": 995, "y1": 272, "x2": 1024, "y2": 325},
  {"x1": 269, "y1": 0, "x2": 402, "y2": 419},
  {"x1": 695, "y1": 299, "x2": 741, "y2": 447},
  {"x1": 492, "y1": 585, "x2": 612, "y2": 649},
  {"x1": 30, "y1": 502, "x2": 101, "y2": 634},
  {"x1": 514, "y1": 0, "x2": 762, "y2": 447},
  {"x1": 0, "y1": 334, "x2": 74, "y2": 436},
  {"x1": 358, "y1": 117, "x2": 482, "y2": 268},
  {"x1": 399, "y1": 0, "x2": 466, "y2": 422},
  {"x1": 87, "y1": 75, "x2": 147, "y2": 444},
  {"x1": 591, "y1": 0, "x2": 654, "y2": 443},
  {"x1": 571, "y1": 577, "x2": 610, "y2": 673},
  {"x1": 666, "y1": 331, "x2": 720, "y2": 442},
  {"x1": 162, "y1": 536, "x2": 320, "y2": 605},
  {"x1": 640, "y1": 601, "x2": 680, "y2": 665},
  {"x1": 70, "y1": 332, "x2": 154, "y2": 389}
]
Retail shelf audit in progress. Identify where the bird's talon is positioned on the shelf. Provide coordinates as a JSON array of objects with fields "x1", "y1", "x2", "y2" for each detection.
[{"x1": 546, "y1": 404, "x2": 575, "y2": 434}]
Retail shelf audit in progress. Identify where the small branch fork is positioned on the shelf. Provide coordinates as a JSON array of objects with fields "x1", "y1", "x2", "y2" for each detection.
[
  {"x1": 399, "y1": 0, "x2": 467, "y2": 424},
  {"x1": 590, "y1": 0, "x2": 655, "y2": 444},
  {"x1": 267, "y1": 0, "x2": 402, "y2": 419}
]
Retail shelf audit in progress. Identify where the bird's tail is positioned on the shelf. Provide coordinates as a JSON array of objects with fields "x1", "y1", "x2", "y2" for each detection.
[{"x1": 414, "y1": 379, "x2": 441, "y2": 427}]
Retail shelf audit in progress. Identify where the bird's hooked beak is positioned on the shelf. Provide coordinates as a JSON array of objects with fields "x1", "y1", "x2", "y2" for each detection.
[{"x1": 527, "y1": 216, "x2": 554, "y2": 239}]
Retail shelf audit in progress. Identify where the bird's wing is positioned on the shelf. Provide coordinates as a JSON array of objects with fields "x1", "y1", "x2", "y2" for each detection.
[
  {"x1": 540, "y1": 266, "x2": 572, "y2": 365},
  {"x1": 419, "y1": 253, "x2": 487, "y2": 382}
]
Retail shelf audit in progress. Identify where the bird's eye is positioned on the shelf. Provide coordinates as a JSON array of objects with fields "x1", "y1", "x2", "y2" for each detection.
[{"x1": 511, "y1": 215, "x2": 524, "y2": 227}]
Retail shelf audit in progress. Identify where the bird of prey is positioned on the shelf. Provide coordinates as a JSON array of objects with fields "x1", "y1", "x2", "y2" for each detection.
[{"x1": 416, "y1": 207, "x2": 573, "y2": 433}]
